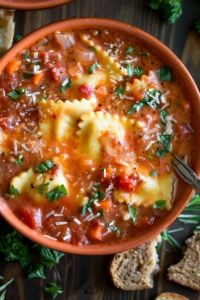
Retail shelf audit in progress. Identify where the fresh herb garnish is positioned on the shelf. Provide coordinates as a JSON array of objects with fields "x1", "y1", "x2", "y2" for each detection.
[
  {"x1": 46, "y1": 185, "x2": 67, "y2": 201},
  {"x1": 178, "y1": 194, "x2": 200, "y2": 224},
  {"x1": 44, "y1": 282, "x2": 63, "y2": 298},
  {"x1": 195, "y1": 18, "x2": 200, "y2": 34},
  {"x1": 37, "y1": 182, "x2": 50, "y2": 195},
  {"x1": 35, "y1": 160, "x2": 54, "y2": 173},
  {"x1": 28, "y1": 264, "x2": 46, "y2": 279},
  {"x1": 128, "y1": 205, "x2": 138, "y2": 224},
  {"x1": 125, "y1": 46, "x2": 135, "y2": 56},
  {"x1": 0, "y1": 278, "x2": 13, "y2": 300},
  {"x1": 160, "y1": 109, "x2": 169, "y2": 124},
  {"x1": 14, "y1": 34, "x2": 22, "y2": 42},
  {"x1": 88, "y1": 62, "x2": 100, "y2": 74},
  {"x1": 128, "y1": 89, "x2": 163, "y2": 114},
  {"x1": 148, "y1": 0, "x2": 183, "y2": 24},
  {"x1": 7, "y1": 88, "x2": 26, "y2": 100},
  {"x1": 81, "y1": 185, "x2": 104, "y2": 215},
  {"x1": 161, "y1": 229, "x2": 181, "y2": 249},
  {"x1": 9, "y1": 185, "x2": 20, "y2": 197},
  {"x1": 14, "y1": 154, "x2": 23, "y2": 166},
  {"x1": 38, "y1": 247, "x2": 64, "y2": 269},
  {"x1": 116, "y1": 85, "x2": 125, "y2": 97},
  {"x1": 24, "y1": 51, "x2": 30, "y2": 61},
  {"x1": 89, "y1": 46, "x2": 97, "y2": 53},
  {"x1": 125, "y1": 64, "x2": 144, "y2": 77},
  {"x1": 156, "y1": 133, "x2": 171, "y2": 157},
  {"x1": 61, "y1": 77, "x2": 72, "y2": 93},
  {"x1": 153, "y1": 200, "x2": 166, "y2": 210},
  {"x1": 158, "y1": 66, "x2": 172, "y2": 81},
  {"x1": 149, "y1": 169, "x2": 157, "y2": 177},
  {"x1": 107, "y1": 221, "x2": 120, "y2": 235}
]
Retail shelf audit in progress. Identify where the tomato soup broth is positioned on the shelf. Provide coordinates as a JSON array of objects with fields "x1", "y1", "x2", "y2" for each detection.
[{"x1": 0, "y1": 29, "x2": 193, "y2": 245}]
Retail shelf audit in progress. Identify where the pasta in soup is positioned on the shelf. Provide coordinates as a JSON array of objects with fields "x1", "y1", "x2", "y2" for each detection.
[{"x1": 0, "y1": 29, "x2": 193, "y2": 245}]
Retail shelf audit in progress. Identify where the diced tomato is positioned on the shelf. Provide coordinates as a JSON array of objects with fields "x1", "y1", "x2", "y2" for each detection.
[
  {"x1": 79, "y1": 84, "x2": 94, "y2": 98},
  {"x1": 115, "y1": 173, "x2": 141, "y2": 192},
  {"x1": 67, "y1": 63, "x2": 83, "y2": 78},
  {"x1": 139, "y1": 215, "x2": 155, "y2": 227},
  {"x1": 50, "y1": 66, "x2": 66, "y2": 81},
  {"x1": 88, "y1": 223, "x2": 105, "y2": 241},
  {"x1": 17, "y1": 206, "x2": 42, "y2": 230},
  {"x1": 32, "y1": 72, "x2": 45, "y2": 85},
  {"x1": 95, "y1": 85, "x2": 108, "y2": 97}
]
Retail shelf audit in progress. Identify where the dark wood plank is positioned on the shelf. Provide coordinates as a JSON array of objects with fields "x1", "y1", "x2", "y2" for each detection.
[{"x1": 2, "y1": 0, "x2": 200, "y2": 299}]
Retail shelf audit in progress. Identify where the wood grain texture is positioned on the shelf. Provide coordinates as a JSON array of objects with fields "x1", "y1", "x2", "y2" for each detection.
[{"x1": 1, "y1": 0, "x2": 200, "y2": 299}]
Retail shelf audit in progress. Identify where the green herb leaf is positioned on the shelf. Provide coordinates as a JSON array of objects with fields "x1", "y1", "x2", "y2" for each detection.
[
  {"x1": 184, "y1": 194, "x2": 200, "y2": 212},
  {"x1": 149, "y1": 0, "x2": 183, "y2": 24},
  {"x1": 116, "y1": 85, "x2": 125, "y2": 97},
  {"x1": 161, "y1": 229, "x2": 181, "y2": 249},
  {"x1": 195, "y1": 18, "x2": 200, "y2": 34},
  {"x1": 125, "y1": 64, "x2": 144, "y2": 77},
  {"x1": 128, "y1": 205, "x2": 138, "y2": 224},
  {"x1": 24, "y1": 51, "x2": 30, "y2": 61},
  {"x1": 0, "y1": 278, "x2": 13, "y2": 293},
  {"x1": 46, "y1": 185, "x2": 67, "y2": 201},
  {"x1": 61, "y1": 78, "x2": 72, "y2": 93},
  {"x1": 158, "y1": 66, "x2": 172, "y2": 81},
  {"x1": 88, "y1": 62, "x2": 100, "y2": 74},
  {"x1": 149, "y1": 169, "x2": 157, "y2": 177},
  {"x1": 156, "y1": 133, "x2": 171, "y2": 157},
  {"x1": 35, "y1": 160, "x2": 54, "y2": 173},
  {"x1": 37, "y1": 182, "x2": 50, "y2": 195},
  {"x1": 38, "y1": 247, "x2": 64, "y2": 269},
  {"x1": 44, "y1": 282, "x2": 63, "y2": 298},
  {"x1": 9, "y1": 185, "x2": 20, "y2": 197},
  {"x1": 125, "y1": 46, "x2": 135, "y2": 56},
  {"x1": 160, "y1": 109, "x2": 169, "y2": 123},
  {"x1": 81, "y1": 185, "x2": 104, "y2": 216},
  {"x1": 7, "y1": 88, "x2": 26, "y2": 100},
  {"x1": 89, "y1": 46, "x2": 97, "y2": 53},
  {"x1": 28, "y1": 264, "x2": 46, "y2": 279},
  {"x1": 153, "y1": 200, "x2": 166, "y2": 210},
  {"x1": 0, "y1": 231, "x2": 30, "y2": 267},
  {"x1": 14, "y1": 34, "x2": 22, "y2": 42},
  {"x1": 107, "y1": 221, "x2": 120, "y2": 235},
  {"x1": 14, "y1": 154, "x2": 24, "y2": 166}
]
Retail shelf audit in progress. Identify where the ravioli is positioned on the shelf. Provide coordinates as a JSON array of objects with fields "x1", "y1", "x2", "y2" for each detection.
[
  {"x1": 78, "y1": 111, "x2": 132, "y2": 162},
  {"x1": 10, "y1": 158, "x2": 68, "y2": 203},
  {"x1": 80, "y1": 33, "x2": 127, "y2": 81},
  {"x1": 114, "y1": 170, "x2": 173, "y2": 209},
  {"x1": 39, "y1": 96, "x2": 97, "y2": 142}
]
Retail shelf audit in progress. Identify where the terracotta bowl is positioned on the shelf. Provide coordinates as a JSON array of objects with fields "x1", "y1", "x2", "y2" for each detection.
[
  {"x1": 0, "y1": 0, "x2": 72, "y2": 10},
  {"x1": 0, "y1": 18, "x2": 200, "y2": 255}
]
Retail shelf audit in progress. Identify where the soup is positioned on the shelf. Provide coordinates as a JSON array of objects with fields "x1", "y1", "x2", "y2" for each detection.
[{"x1": 0, "y1": 29, "x2": 193, "y2": 245}]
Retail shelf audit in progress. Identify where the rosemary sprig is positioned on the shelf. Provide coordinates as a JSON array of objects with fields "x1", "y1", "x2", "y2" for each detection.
[
  {"x1": 178, "y1": 194, "x2": 200, "y2": 224},
  {"x1": 161, "y1": 229, "x2": 182, "y2": 249}
]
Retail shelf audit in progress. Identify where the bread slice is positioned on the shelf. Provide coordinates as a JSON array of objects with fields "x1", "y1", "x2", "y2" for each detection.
[
  {"x1": 155, "y1": 292, "x2": 189, "y2": 300},
  {"x1": 110, "y1": 235, "x2": 161, "y2": 290},
  {"x1": 168, "y1": 231, "x2": 200, "y2": 291},
  {"x1": 0, "y1": 9, "x2": 15, "y2": 53}
]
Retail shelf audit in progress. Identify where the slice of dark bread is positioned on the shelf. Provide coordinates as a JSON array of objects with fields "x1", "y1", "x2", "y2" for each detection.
[
  {"x1": 110, "y1": 235, "x2": 161, "y2": 290},
  {"x1": 168, "y1": 231, "x2": 200, "y2": 291},
  {"x1": 155, "y1": 292, "x2": 189, "y2": 300},
  {"x1": 0, "y1": 9, "x2": 15, "y2": 53}
]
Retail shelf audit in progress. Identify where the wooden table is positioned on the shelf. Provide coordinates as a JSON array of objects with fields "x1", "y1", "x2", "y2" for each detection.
[{"x1": 2, "y1": 0, "x2": 200, "y2": 299}]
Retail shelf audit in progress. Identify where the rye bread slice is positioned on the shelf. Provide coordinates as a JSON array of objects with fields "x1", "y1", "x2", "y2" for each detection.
[
  {"x1": 0, "y1": 9, "x2": 15, "y2": 53},
  {"x1": 110, "y1": 235, "x2": 161, "y2": 290},
  {"x1": 168, "y1": 231, "x2": 200, "y2": 291},
  {"x1": 155, "y1": 292, "x2": 189, "y2": 300}
]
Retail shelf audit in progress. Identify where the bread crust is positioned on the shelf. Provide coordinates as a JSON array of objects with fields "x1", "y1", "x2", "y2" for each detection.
[
  {"x1": 0, "y1": 9, "x2": 15, "y2": 53},
  {"x1": 155, "y1": 292, "x2": 189, "y2": 300}
]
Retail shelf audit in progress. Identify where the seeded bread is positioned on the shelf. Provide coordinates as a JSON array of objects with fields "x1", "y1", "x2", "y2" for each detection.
[
  {"x1": 0, "y1": 9, "x2": 15, "y2": 53},
  {"x1": 168, "y1": 231, "x2": 200, "y2": 291},
  {"x1": 155, "y1": 292, "x2": 189, "y2": 300},
  {"x1": 110, "y1": 235, "x2": 161, "y2": 290}
]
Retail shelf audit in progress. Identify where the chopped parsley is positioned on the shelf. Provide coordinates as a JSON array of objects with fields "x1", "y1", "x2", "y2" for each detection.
[
  {"x1": 148, "y1": 0, "x2": 183, "y2": 24},
  {"x1": 160, "y1": 109, "x2": 169, "y2": 124},
  {"x1": 81, "y1": 185, "x2": 104, "y2": 216},
  {"x1": 61, "y1": 77, "x2": 72, "y2": 93},
  {"x1": 7, "y1": 88, "x2": 26, "y2": 100},
  {"x1": 38, "y1": 247, "x2": 65, "y2": 269},
  {"x1": 125, "y1": 46, "x2": 135, "y2": 56},
  {"x1": 107, "y1": 221, "x2": 120, "y2": 235},
  {"x1": 126, "y1": 64, "x2": 144, "y2": 77},
  {"x1": 156, "y1": 133, "x2": 171, "y2": 157},
  {"x1": 24, "y1": 51, "x2": 30, "y2": 61},
  {"x1": 9, "y1": 185, "x2": 20, "y2": 197},
  {"x1": 44, "y1": 282, "x2": 63, "y2": 298},
  {"x1": 14, "y1": 154, "x2": 24, "y2": 166},
  {"x1": 153, "y1": 200, "x2": 166, "y2": 210},
  {"x1": 88, "y1": 62, "x2": 100, "y2": 74},
  {"x1": 35, "y1": 160, "x2": 54, "y2": 173},
  {"x1": 158, "y1": 66, "x2": 172, "y2": 81},
  {"x1": 46, "y1": 185, "x2": 67, "y2": 201},
  {"x1": 149, "y1": 169, "x2": 157, "y2": 177},
  {"x1": 116, "y1": 85, "x2": 125, "y2": 97},
  {"x1": 37, "y1": 182, "x2": 50, "y2": 195},
  {"x1": 128, "y1": 205, "x2": 138, "y2": 224},
  {"x1": 128, "y1": 89, "x2": 163, "y2": 114},
  {"x1": 28, "y1": 264, "x2": 46, "y2": 279}
]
